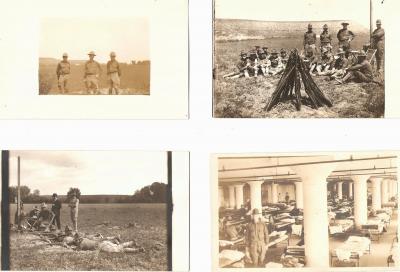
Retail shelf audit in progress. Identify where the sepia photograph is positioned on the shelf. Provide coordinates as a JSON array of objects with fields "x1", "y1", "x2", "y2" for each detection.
[
  {"x1": 213, "y1": 0, "x2": 385, "y2": 118},
  {"x1": 39, "y1": 17, "x2": 150, "y2": 95},
  {"x1": 1, "y1": 150, "x2": 189, "y2": 271},
  {"x1": 212, "y1": 152, "x2": 399, "y2": 269}
]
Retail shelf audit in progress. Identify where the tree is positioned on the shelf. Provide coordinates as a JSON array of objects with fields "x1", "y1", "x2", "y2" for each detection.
[
  {"x1": 67, "y1": 188, "x2": 81, "y2": 201},
  {"x1": 33, "y1": 189, "x2": 40, "y2": 196}
]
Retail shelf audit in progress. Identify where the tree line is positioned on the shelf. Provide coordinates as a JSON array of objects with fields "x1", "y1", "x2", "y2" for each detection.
[{"x1": 8, "y1": 182, "x2": 168, "y2": 204}]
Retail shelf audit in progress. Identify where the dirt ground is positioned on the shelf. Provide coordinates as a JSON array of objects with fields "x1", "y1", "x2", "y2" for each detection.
[
  {"x1": 213, "y1": 39, "x2": 384, "y2": 118},
  {"x1": 9, "y1": 203, "x2": 168, "y2": 271}
]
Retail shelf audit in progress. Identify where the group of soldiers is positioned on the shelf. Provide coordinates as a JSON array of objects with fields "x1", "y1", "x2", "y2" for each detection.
[
  {"x1": 15, "y1": 192, "x2": 80, "y2": 233},
  {"x1": 56, "y1": 51, "x2": 122, "y2": 94},
  {"x1": 224, "y1": 20, "x2": 384, "y2": 85}
]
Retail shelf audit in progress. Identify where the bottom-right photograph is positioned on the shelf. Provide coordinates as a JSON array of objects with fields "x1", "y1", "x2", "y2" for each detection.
[{"x1": 212, "y1": 151, "x2": 399, "y2": 270}]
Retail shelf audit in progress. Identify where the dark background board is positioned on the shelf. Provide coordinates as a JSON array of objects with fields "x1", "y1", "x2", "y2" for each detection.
[{"x1": 2, "y1": 151, "x2": 10, "y2": 270}]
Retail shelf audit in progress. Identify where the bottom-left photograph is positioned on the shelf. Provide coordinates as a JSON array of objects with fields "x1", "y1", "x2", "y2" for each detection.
[{"x1": 1, "y1": 150, "x2": 189, "y2": 271}]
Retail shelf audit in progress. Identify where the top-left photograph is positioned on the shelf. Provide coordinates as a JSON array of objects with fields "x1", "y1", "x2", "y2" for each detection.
[
  {"x1": 39, "y1": 17, "x2": 150, "y2": 96},
  {"x1": 0, "y1": 0, "x2": 188, "y2": 119}
]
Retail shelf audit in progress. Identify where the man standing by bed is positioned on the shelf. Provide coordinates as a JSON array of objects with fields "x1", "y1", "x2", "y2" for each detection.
[{"x1": 245, "y1": 208, "x2": 269, "y2": 267}]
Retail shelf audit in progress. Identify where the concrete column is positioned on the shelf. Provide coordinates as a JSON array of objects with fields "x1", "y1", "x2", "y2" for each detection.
[
  {"x1": 267, "y1": 184, "x2": 272, "y2": 203},
  {"x1": 219, "y1": 186, "x2": 224, "y2": 207},
  {"x1": 381, "y1": 179, "x2": 389, "y2": 204},
  {"x1": 353, "y1": 175, "x2": 369, "y2": 228},
  {"x1": 234, "y1": 184, "x2": 244, "y2": 209},
  {"x1": 271, "y1": 182, "x2": 278, "y2": 203},
  {"x1": 248, "y1": 180, "x2": 263, "y2": 213},
  {"x1": 348, "y1": 182, "x2": 353, "y2": 199},
  {"x1": 291, "y1": 162, "x2": 336, "y2": 268},
  {"x1": 370, "y1": 177, "x2": 382, "y2": 211},
  {"x1": 337, "y1": 182, "x2": 343, "y2": 200},
  {"x1": 228, "y1": 185, "x2": 235, "y2": 209},
  {"x1": 294, "y1": 182, "x2": 303, "y2": 209}
]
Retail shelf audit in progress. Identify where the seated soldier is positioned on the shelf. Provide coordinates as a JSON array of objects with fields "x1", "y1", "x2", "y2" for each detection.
[
  {"x1": 36, "y1": 203, "x2": 55, "y2": 229},
  {"x1": 268, "y1": 50, "x2": 284, "y2": 75},
  {"x1": 247, "y1": 51, "x2": 259, "y2": 77},
  {"x1": 223, "y1": 52, "x2": 251, "y2": 79},
  {"x1": 262, "y1": 46, "x2": 270, "y2": 59},
  {"x1": 27, "y1": 206, "x2": 40, "y2": 227},
  {"x1": 328, "y1": 48, "x2": 349, "y2": 80},
  {"x1": 280, "y1": 48, "x2": 289, "y2": 67},
  {"x1": 316, "y1": 47, "x2": 334, "y2": 75},
  {"x1": 338, "y1": 51, "x2": 373, "y2": 84},
  {"x1": 302, "y1": 46, "x2": 318, "y2": 74},
  {"x1": 257, "y1": 52, "x2": 271, "y2": 76}
]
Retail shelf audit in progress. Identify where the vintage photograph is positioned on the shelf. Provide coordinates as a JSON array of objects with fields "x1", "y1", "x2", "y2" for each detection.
[
  {"x1": 1, "y1": 150, "x2": 179, "y2": 271},
  {"x1": 213, "y1": 0, "x2": 385, "y2": 118},
  {"x1": 39, "y1": 17, "x2": 150, "y2": 95},
  {"x1": 213, "y1": 152, "x2": 399, "y2": 269}
]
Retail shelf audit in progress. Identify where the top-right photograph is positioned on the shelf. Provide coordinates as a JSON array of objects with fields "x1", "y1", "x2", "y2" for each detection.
[{"x1": 213, "y1": 0, "x2": 385, "y2": 118}]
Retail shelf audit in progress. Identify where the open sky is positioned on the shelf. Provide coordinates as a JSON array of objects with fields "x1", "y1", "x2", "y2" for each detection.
[
  {"x1": 39, "y1": 17, "x2": 150, "y2": 63},
  {"x1": 215, "y1": 0, "x2": 386, "y2": 28},
  {"x1": 9, "y1": 151, "x2": 167, "y2": 195}
]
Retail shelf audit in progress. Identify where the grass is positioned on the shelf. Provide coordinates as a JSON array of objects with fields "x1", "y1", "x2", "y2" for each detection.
[
  {"x1": 213, "y1": 36, "x2": 385, "y2": 118},
  {"x1": 39, "y1": 62, "x2": 150, "y2": 95},
  {"x1": 9, "y1": 203, "x2": 168, "y2": 271}
]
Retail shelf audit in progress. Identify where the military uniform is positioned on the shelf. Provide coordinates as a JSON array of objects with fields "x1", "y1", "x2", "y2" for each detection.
[
  {"x1": 245, "y1": 220, "x2": 269, "y2": 267},
  {"x1": 304, "y1": 31, "x2": 317, "y2": 49},
  {"x1": 107, "y1": 57, "x2": 121, "y2": 95},
  {"x1": 320, "y1": 30, "x2": 332, "y2": 52},
  {"x1": 337, "y1": 27, "x2": 355, "y2": 52},
  {"x1": 346, "y1": 59, "x2": 373, "y2": 82},
  {"x1": 69, "y1": 196, "x2": 79, "y2": 232},
  {"x1": 51, "y1": 197, "x2": 62, "y2": 230},
  {"x1": 372, "y1": 22, "x2": 385, "y2": 71},
  {"x1": 56, "y1": 59, "x2": 70, "y2": 93},
  {"x1": 84, "y1": 51, "x2": 102, "y2": 94}
]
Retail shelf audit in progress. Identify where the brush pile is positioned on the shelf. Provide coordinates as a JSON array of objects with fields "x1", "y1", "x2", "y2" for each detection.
[{"x1": 265, "y1": 49, "x2": 333, "y2": 111}]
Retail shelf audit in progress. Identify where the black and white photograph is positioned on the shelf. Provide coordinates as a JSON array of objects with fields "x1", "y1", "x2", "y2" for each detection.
[
  {"x1": 213, "y1": 0, "x2": 386, "y2": 118},
  {"x1": 1, "y1": 150, "x2": 189, "y2": 271},
  {"x1": 213, "y1": 152, "x2": 399, "y2": 269},
  {"x1": 39, "y1": 17, "x2": 150, "y2": 95}
]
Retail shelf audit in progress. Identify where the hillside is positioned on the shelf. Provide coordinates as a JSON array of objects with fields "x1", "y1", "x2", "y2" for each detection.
[{"x1": 215, "y1": 19, "x2": 369, "y2": 41}]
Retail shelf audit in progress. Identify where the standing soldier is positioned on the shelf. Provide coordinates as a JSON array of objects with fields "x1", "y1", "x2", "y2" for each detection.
[
  {"x1": 320, "y1": 24, "x2": 332, "y2": 53},
  {"x1": 245, "y1": 209, "x2": 269, "y2": 268},
  {"x1": 68, "y1": 193, "x2": 79, "y2": 232},
  {"x1": 51, "y1": 193, "x2": 62, "y2": 231},
  {"x1": 84, "y1": 51, "x2": 102, "y2": 94},
  {"x1": 303, "y1": 24, "x2": 317, "y2": 52},
  {"x1": 371, "y1": 19, "x2": 385, "y2": 72},
  {"x1": 56, "y1": 53, "x2": 71, "y2": 94},
  {"x1": 337, "y1": 22, "x2": 355, "y2": 54},
  {"x1": 107, "y1": 52, "x2": 121, "y2": 95}
]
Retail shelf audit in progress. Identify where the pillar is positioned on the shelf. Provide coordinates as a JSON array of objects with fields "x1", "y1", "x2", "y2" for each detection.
[
  {"x1": 381, "y1": 179, "x2": 389, "y2": 204},
  {"x1": 370, "y1": 177, "x2": 382, "y2": 211},
  {"x1": 353, "y1": 175, "x2": 369, "y2": 228},
  {"x1": 291, "y1": 162, "x2": 336, "y2": 268},
  {"x1": 248, "y1": 180, "x2": 263, "y2": 213},
  {"x1": 337, "y1": 182, "x2": 343, "y2": 200},
  {"x1": 267, "y1": 184, "x2": 272, "y2": 203},
  {"x1": 271, "y1": 182, "x2": 278, "y2": 203},
  {"x1": 234, "y1": 184, "x2": 244, "y2": 209},
  {"x1": 348, "y1": 182, "x2": 353, "y2": 199},
  {"x1": 228, "y1": 185, "x2": 235, "y2": 209},
  {"x1": 219, "y1": 186, "x2": 224, "y2": 207},
  {"x1": 294, "y1": 182, "x2": 303, "y2": 209}
]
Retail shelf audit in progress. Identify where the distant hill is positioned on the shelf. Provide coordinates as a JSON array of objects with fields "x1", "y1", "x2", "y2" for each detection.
[{"x1": 215, "y1": 19, "x2": 369, "y2": 42}]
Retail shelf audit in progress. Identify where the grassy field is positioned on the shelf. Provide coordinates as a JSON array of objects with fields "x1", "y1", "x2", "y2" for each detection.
[
  {"x1": 39, "y1": 60, "x2": 150, "y2": 95},
  {"x1": 213, "y1": 20, "x2": 385, "y2": 118},
  {"x1": 9, "y1": 203, "x2": 168, "y2": 271}
]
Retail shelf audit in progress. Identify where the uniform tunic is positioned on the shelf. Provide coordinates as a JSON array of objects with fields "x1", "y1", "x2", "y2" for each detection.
[
  {"x1": 56, "y1": 61, "x2": 71, "y2": 76},
  {"x1": 348, "y1": 59, "x2": 373, "y2": 82},
  {"x1": 372, "y1": 27, "x2": 385, "y2": 69},
  {"x1": 320, "y1": 31, "x2": 332, "y2": 45},
  {"x1": 337, "y1": 29, "x2": 355, "y2": 50},
  {"x1": 304, "y1": 31, "x2": 317, "y2": 47},
  {"x1": 85, "y1": 60, "x2": 102, "y2": 75},
  {"x1": 246, "y1": 221, "x2": 269, "y2": 267}
]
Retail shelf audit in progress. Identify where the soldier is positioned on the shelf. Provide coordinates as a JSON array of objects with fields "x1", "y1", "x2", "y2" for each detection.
[
  {"x1": 328, "y1": 48, "x2": 349, "y2": 80},
  {"x1": 68, "y1": 193, "x2": 79, "y2": 232},
  {"x1": 247, "y1": 51, "x2": 259, "y2": 77},
  {"x1": 371, "y1": 19, "x2": 385, "y2": 72},
  {"x1": 222, "y1": 52, "x2": 250, "y2": 79},
  {"x1": 302, "y1": 46, "x2": 318, "y2": 73},
  {"x1": 258, "y1": 52, "x2": 271, "y2": 76},
  {"x1": 51, "y1": 193, "x2": 62, "y2": 231},
  {"x1": 303, "y1": 24, "x2": 317, "y2": 51},
  {"x1": 268, "y1": 50, "x2": 283, "y2": 75},
  {"x1": 280, "y1": 49, "x2": 288, "y2": 66},
  {"x1": 245, "y1": 209, "x2": 269, "y2": 268},
  {"x1": 56, "y1": 53, "x2": 71, "y2": 93},
  {"x1": 338, "y1": 52, "x2": 373, "y2": 84},
  {"x1": 262, "y1": 47, "x2": 270, "y2": 58},
  {"x1": 84, "y1": 51, "x2": 102, "y2": 94},
  {"x1": 337, "y1": 22, "x2": 355, "y2": 54},
  {"x1": 320, "y1": 24, "x2": 332, "y2": 53},
  {"x1": 316, "y1": 47, "x2": 334, "y2": 76},
  {"x1": 107, "y1": 52, "x2": 121, "y2": 95}
]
